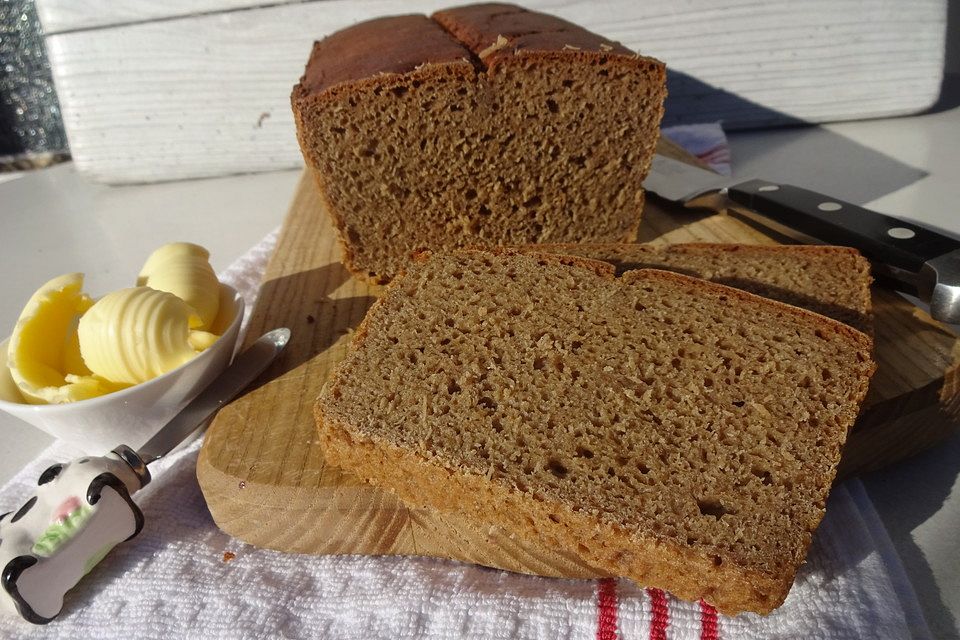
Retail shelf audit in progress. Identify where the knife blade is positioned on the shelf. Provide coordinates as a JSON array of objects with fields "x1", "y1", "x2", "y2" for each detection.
[
  {"x1": 136, "y1": 327, "x2": 291, "y2": 464},
  {"x1": 643, "y1": 154, "x2": 960, "y2": 324}
]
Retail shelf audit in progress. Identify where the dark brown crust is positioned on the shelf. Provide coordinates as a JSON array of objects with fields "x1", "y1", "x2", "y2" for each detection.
[
  {"x1": 293, "y1": 3, "x2": 663, "y2": 101},
  {"x1": 432, "y1": 3, "x2": 633, "y2": 62},
  {"x1": 297, "y1": 15, "x2": 473, "y2": 97}
]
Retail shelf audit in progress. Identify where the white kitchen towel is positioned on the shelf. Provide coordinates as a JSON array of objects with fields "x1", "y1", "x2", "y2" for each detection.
[
  {"x1": 0, "y1": 439, "x2": 931, "y2": 640},
  {"x1": 0, "y1": 128, "x2": 931, "y2": 639}
]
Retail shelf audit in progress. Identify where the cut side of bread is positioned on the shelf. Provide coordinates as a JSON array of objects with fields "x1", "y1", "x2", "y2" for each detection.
[
  {"x1": 292, "y1": 3, "x2": 666, "y2": 283},
  {"x1": 528, "y1": 243, "x2": 873, "y2": 334},
  {"x1": 315, "y1": 250, "x2": 875, "y2": 615}
]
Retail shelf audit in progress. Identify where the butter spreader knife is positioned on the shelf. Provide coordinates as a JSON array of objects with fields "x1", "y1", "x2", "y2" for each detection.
[
  {"x1": 0, "y1": 328, "x2": 290, "y2": 624},
  {"x1": 644, "y1": 154, "x2": 960, "y2": 324}
]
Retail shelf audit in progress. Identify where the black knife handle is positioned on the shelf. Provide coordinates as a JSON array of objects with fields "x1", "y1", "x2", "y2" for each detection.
[{"x1": 727, "y1": 179, "x2": 960, "y2": 273}]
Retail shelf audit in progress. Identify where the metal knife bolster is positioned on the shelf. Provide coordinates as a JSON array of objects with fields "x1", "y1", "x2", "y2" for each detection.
[{"x1": 723, "y1": 179, "x2": 960, "y2": 323}]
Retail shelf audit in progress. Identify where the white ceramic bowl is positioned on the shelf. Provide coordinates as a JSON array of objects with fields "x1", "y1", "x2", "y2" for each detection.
[{"x1": 0, "y1": 285, "x2": 244, "y2": 454}]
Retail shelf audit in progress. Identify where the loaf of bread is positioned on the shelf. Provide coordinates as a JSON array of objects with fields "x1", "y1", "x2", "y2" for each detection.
[
  {"x1": 315, "y1": 249, "x2": 875, "y2": 615},
  {"x1": 530, "y1": 243, "x2": 873, "y2": 334},
  {"x1": 292, "y1": 3, "x2": 666, "y2": 283}
]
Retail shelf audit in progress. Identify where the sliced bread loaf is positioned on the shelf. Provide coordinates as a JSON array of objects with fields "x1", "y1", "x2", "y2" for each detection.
[
  {"x1": 292, "y1": 4, "x2": 666, "y2": 282},
  {"x1": 530, "y1": 243, "x2": 873, "y2": 334},
  {"x1": 315, "y1": 250, "x2": 875, "y2": 615}
]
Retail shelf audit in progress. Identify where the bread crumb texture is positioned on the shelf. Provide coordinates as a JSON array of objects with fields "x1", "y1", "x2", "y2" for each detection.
[
  {"x1": 315, "y1": 250, "x2": 875, "y2": 615},
  {"x1": 292, "y1": 5, "x2": 666, "y2": 282}
]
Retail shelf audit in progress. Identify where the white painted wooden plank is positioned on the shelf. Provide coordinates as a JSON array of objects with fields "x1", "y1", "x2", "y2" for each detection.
[
  {"x1": 45, "y1": 0, "x2": 946, "y2": 183},
  {"x1": 36, "y1": 0, "x2": 309, "y2": 35}
]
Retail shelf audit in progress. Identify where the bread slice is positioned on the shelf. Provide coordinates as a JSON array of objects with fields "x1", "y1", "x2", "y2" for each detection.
[
  {"x1": 291, "y1": 4, "x2": 666, "y2": 283},
  {"x1": 315, "y1": 250, "x2": 875, "y2": 615},
  {"x1": 529, "y1": 243, "x2": 873, "y2": 334}
]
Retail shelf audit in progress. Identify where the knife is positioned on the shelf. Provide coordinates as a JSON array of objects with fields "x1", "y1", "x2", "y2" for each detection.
[
  {"x1": 0, "y1": 328, "x2": 291, "y2": 624},
  {"x1": 643, "y1": 154, "x2": 960, "y2": 324}
]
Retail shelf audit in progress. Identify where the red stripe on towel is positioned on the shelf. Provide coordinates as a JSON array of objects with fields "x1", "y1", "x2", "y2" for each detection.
[
  {"x1": 596, "y1": 578, "x2": 618, "y2": 640},
  {"x1": 648, "y1": 588, "x2": 668, "y2": 640},
  {"x1": 700, "y1": 599, "x2": 719, "y2": 640}
]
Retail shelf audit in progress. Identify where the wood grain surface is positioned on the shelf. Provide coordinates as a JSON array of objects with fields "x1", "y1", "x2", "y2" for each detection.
[
  {"x1": 196, "y1": 138, "x2": 960, "y2": 576},
  {"x1": 38, "y1": 0, "x2": 945, "y2": 182}
]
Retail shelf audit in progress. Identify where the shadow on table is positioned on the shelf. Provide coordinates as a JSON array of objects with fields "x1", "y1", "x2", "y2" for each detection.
[
  {"x1": 924, "y1": 0, "x2": 960, "y2": 115},
  {"x1": 925, "y1": 72, "x2": 960, "y2": 115},
  {"x1": 860, "y1": 433, "x2": 960, "y2": 640},
  {"x1": 239, "y1": 262, "x2": 376, "y2": 398},
  {"x1": 663, "y1": 69, "x2": 929, "y2": 206}
]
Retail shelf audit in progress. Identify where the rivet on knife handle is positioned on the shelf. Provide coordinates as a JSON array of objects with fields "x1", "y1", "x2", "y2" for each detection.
[{"x1": 0, "y1": 328, "x2": 290, "y2": 624}]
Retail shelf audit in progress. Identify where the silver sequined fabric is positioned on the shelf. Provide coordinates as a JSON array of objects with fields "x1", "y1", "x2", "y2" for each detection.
[{"x1": 0, "y1": 0, "x2": 68, "y2": 159}]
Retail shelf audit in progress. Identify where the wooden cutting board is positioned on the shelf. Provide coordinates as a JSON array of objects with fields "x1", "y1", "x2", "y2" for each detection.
[{"x1": 196, "y1": 138, "x2": 960, "y2": 577}]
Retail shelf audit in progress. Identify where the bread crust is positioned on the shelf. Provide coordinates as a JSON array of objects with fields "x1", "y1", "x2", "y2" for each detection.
[
  {"x1": 433, "y1": 3, "x2": 634, "y2": 59},
  {"x1": 295, "y1": 15, "x2": 474, "y2": 98}
]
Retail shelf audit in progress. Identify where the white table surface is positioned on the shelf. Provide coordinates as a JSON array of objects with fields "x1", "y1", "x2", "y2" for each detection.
[{"x1": 1, "y1": 98, "x2": 959, "y2": 638}]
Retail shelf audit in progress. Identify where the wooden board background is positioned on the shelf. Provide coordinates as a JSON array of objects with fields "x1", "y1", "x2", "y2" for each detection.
[
  {"x1": 196, "y1": 139, "x2": 960, "y2": 576},
  {"x1": 36, "y1": 0, "x2": 946, "y2": 183}
]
